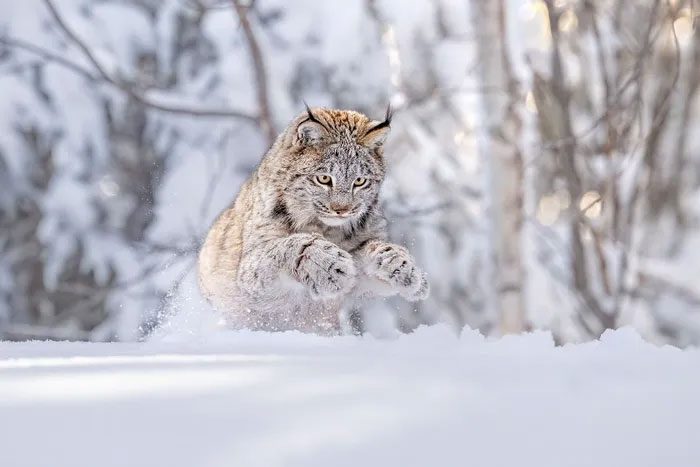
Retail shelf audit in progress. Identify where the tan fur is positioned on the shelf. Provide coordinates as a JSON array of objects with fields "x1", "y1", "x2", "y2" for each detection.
[{"x1": 199, "y1": 107, "x2": 428, "y2": 334}]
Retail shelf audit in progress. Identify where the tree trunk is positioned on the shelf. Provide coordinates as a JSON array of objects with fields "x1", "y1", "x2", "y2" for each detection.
[{"x1": 469, "y1": 0, "x2": 526, "y2": 334}]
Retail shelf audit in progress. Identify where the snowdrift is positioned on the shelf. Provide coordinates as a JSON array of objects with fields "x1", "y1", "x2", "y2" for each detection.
[{"x1": 1, "y1": 326, "x2": 698, "y2": 467}]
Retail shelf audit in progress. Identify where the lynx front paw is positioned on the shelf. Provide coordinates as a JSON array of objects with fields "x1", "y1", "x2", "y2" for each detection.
[
  {"x1": 295, "y1": 239, "x2": 357, "y2": 300},
  {"x1": 366, "y1": 242, "x2": 430, "y2": 301}
]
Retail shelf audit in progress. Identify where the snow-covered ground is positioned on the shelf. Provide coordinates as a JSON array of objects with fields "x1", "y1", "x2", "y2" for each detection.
[{"x1": 1, "y1": 326, "x2": 699, "y2": 467}]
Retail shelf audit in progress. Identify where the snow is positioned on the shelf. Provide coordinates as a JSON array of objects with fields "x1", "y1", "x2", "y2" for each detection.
[{"x1": 1, "y1": 326, "x2": 698, "y2": 467}]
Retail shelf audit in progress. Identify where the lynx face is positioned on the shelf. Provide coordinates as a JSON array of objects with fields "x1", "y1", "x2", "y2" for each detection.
[
  {"x1": 282, "y1": 107, "x2": 391, "y2": 229},
  {"x1": 302, "y1": 142, "x2": 382, "y2": 227}
]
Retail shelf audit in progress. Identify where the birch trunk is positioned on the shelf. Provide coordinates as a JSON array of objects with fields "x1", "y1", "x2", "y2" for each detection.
[{"x1": 469, "y1": 0, "x2": 526, "y2": 334}]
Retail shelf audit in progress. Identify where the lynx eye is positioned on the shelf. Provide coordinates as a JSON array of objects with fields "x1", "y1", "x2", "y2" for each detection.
[
  {"x1": 315, "y1": 175, "x2": 333, "y2": 186},
  {"x1": 353, "y1": 177, "x2": 367, "y2": 187}
]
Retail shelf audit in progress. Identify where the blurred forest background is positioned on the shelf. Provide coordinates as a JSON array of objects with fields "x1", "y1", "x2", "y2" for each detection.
[{"x1": 1, "y1": 0, "x2": 699, "y2": 345}]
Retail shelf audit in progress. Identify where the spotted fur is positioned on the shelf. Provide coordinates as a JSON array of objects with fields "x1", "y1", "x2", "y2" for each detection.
[{"x1": 198, "y1": 107, "x2": 429, "y2": 334}]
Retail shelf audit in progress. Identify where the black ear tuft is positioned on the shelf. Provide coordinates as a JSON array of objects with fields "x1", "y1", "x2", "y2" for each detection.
[
  {"x1": 303, "y1": 101, "x2": 323, "y2": 125},
  {"x1": 365, "y1": 104, "x2": 393, "y2": 135},
  {"x1": 361, "y1": 104, "x2": 393, "y2": 149},
  {"x1": 298, "y1": 102, "x2": 327, "y2": 145}
]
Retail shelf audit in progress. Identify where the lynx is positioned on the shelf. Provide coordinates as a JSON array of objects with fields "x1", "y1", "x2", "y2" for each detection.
[{"x1": 198, "y1": 106, "x2": 429, "y2": 334}]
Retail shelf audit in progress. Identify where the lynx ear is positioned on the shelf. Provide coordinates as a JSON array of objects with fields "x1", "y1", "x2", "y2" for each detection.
[
  {"x1": 297, "y1": 120, "x2": 326, "y2": 145},
  {"x1": 360, "y1": 105, "x2": 392, "y2": 149},
  {"x1": 297, "y1": 103, "x2": 327, "y2": 146}
]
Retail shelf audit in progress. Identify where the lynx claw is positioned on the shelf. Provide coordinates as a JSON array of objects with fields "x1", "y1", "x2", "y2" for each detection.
[
  {"x1": 366, "y1": 243, "x2": 430, "y2": 301},
  {"x1": 296, "y1": 239, "x2": 357, "y2": 300},
  {"x1": 403, "y1": 272, "x2": 430, "y2": 301}
]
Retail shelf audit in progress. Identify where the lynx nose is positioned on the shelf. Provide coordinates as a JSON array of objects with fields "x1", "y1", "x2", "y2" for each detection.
[{"x1": 330, "y1": 203, "x2": 351, "y2": 216}]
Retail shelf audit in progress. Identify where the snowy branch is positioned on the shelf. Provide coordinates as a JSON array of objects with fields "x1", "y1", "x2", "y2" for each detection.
[{"x1": 36, "y1": 0, "x2": 259, "y2": 122}]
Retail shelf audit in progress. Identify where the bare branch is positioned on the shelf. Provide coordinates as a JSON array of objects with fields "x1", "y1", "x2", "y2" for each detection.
[
  {"x1": 39, "y1": 0, "x2": 258, "y2": 122},
  {"x1": 637, "y1": 272, "x2": 700, "y2": 307},
  {"x1": 0, "y1": 36, "x2": 96, "y2": 81},
  {"x1": 231, "y1": 0, "x2": 277, "y2": 144},
  {"x1": 538, "y1": 0, "x2": 663, "y2": 152}
]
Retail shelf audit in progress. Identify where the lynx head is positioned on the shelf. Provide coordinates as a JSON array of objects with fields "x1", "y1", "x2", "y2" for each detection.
[{"x1": 275, "y1": 105, "x2": 391, "y2": 229}]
